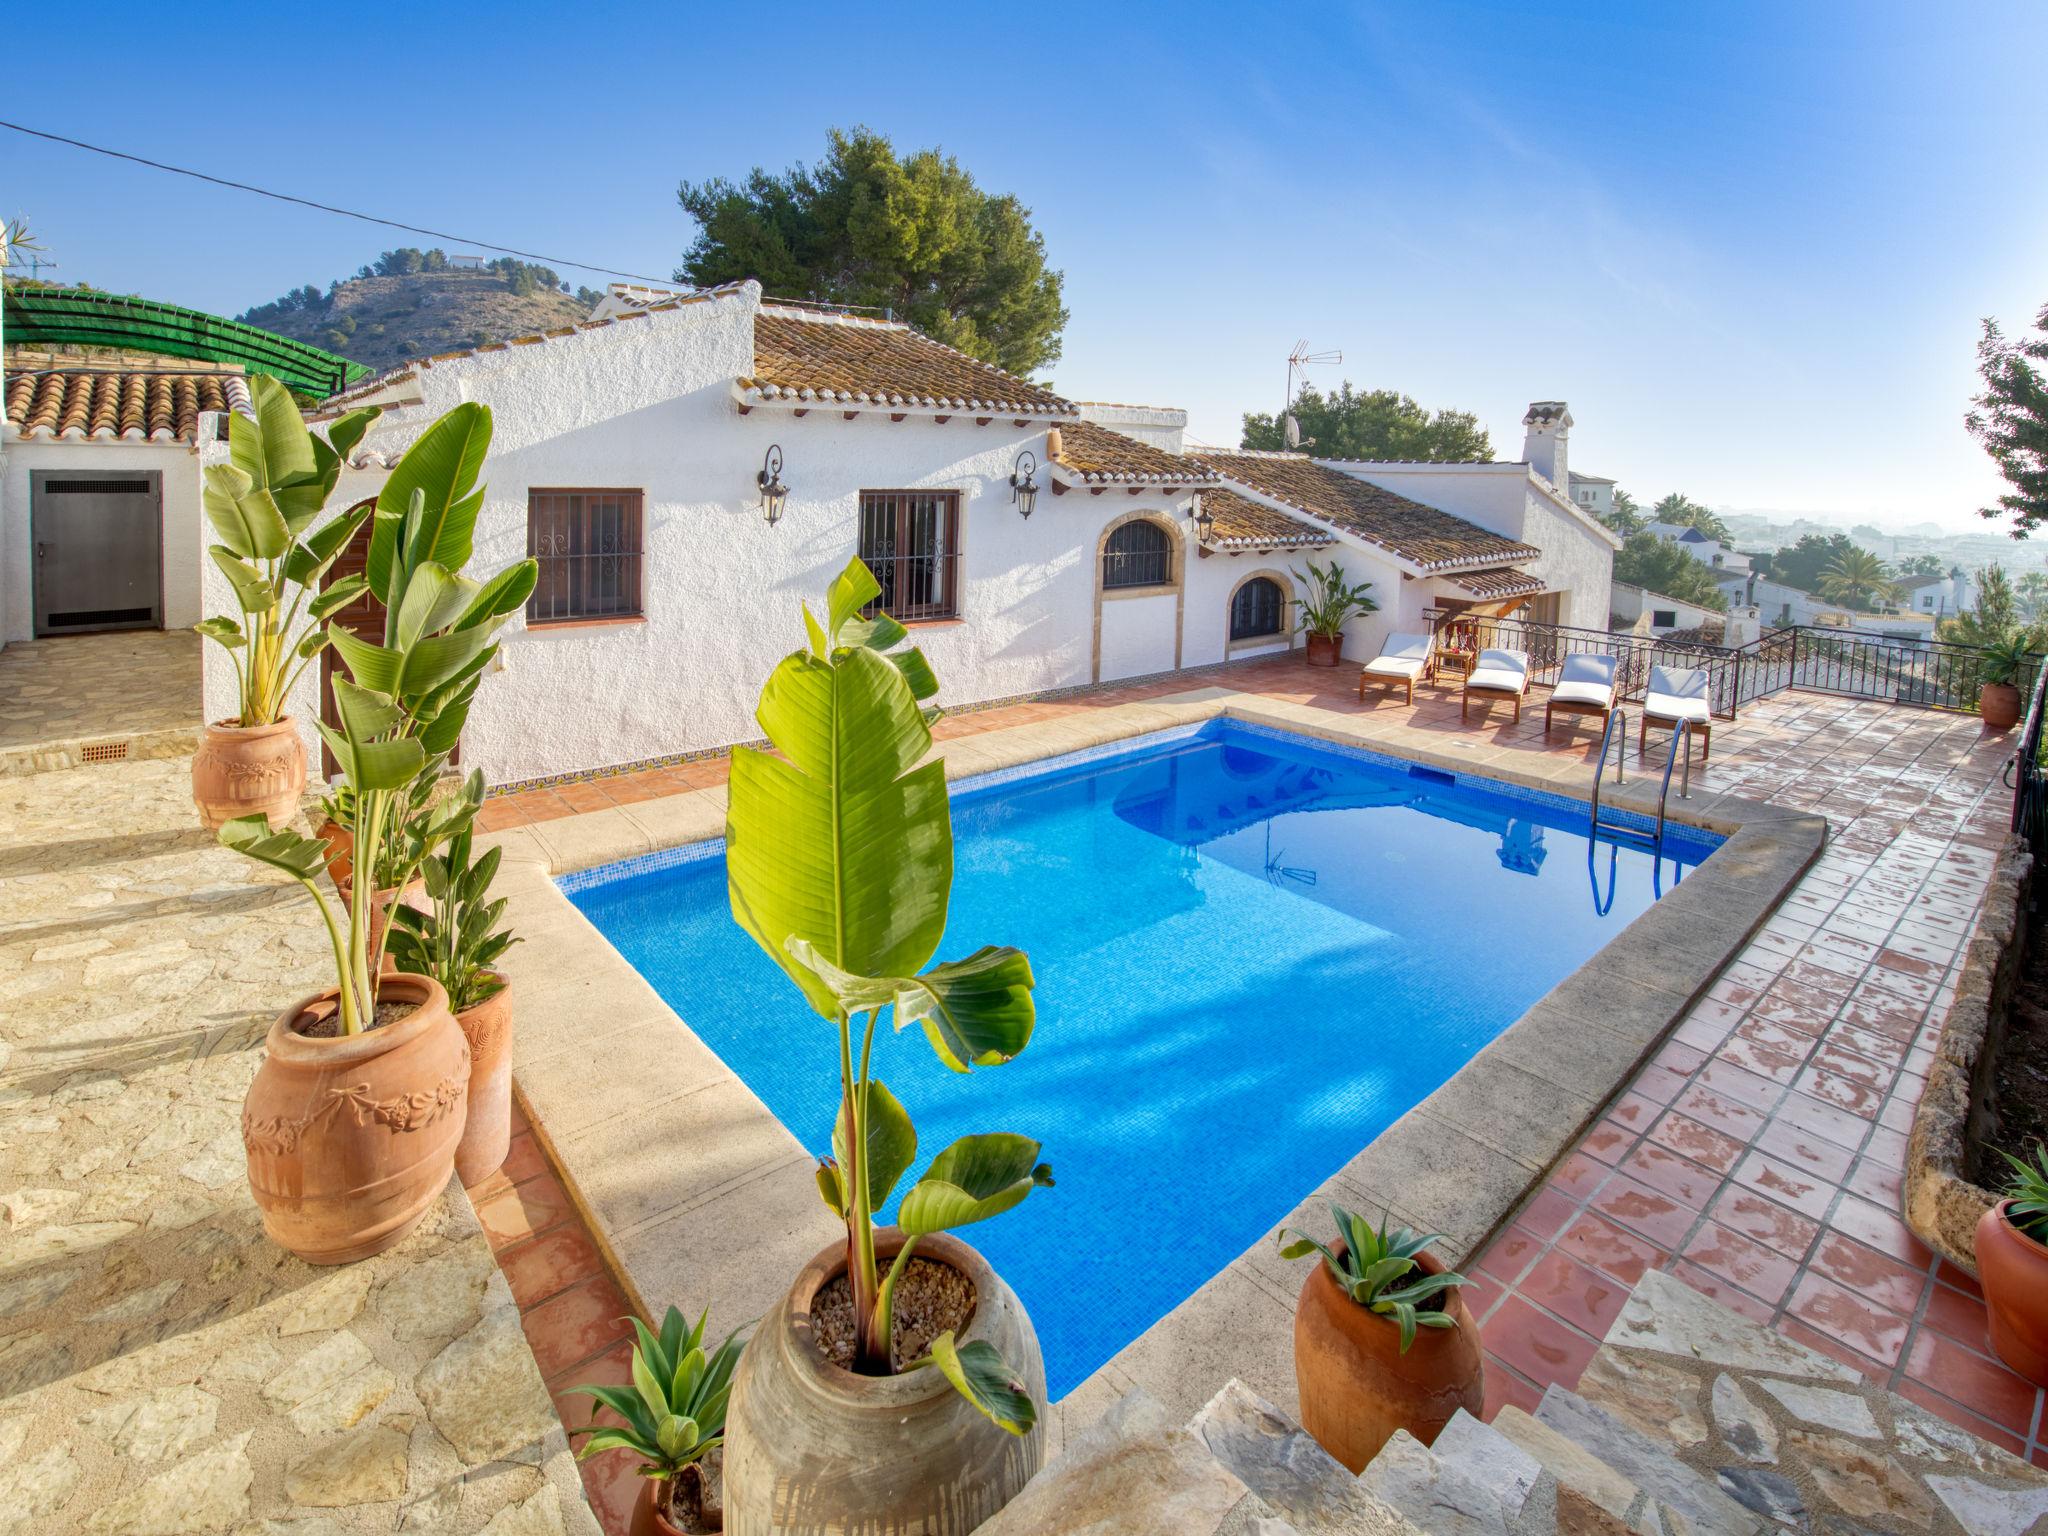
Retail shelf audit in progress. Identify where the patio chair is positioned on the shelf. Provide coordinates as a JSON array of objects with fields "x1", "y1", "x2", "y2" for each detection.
[
  {"x1": 1462, "y1": 647, "x2": 1531, "y2": 723},
  {"x1": 1544, "y1": 652, "x2": 1620, "y2": 739},
  {"x1": 1357, "y1": 632, "x2": 1433, "y2": 705},
  {"x1": 1641, "y1": 664, "x2": 1713, "y2": 759}
]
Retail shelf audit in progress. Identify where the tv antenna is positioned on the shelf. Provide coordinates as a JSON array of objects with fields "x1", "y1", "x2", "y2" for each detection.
[{"x1": 1283, "y1": 340, "x2": 1342, "y2": 448}]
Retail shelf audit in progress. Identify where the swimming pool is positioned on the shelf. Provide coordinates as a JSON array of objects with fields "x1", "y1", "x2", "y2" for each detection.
[{"x1": 564, "y1": 719, "x2": 1720, "y2": 1398}]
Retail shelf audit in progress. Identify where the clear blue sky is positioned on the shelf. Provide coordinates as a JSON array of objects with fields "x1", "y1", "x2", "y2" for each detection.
[{"x1": 8, "y1": 1, "x2": 2044, "y2": 530}]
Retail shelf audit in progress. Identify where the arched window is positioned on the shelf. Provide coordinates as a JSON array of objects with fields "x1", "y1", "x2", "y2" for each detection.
[
  {"x1": 1230, "y1": 577, "x2": 1285, "y2": 641},
  {"x1": 1102, "y1": 520, "x2": 1173, "y2": 589}
]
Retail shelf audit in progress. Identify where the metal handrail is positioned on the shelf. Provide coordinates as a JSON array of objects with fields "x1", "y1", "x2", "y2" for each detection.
[
  {"x1": 1589, "y1": 707, "x2": 1628, "y2": 831},
  {"x1": 1653, "y1": 718, "x2": 1694, "y2": 846}
]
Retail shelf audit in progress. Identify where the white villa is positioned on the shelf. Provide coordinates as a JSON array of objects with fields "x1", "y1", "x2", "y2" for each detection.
[
  {"x1": 6, "y1": 280, "x2": 1617, "y2": 786},
  {"x1": 1645, "y1": 520, "x2": 1752, "y2": 578}
]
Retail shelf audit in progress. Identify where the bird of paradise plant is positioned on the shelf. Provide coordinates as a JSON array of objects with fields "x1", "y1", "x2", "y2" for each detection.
[{"x1": 724, "y1": 558, "x2": 1050, "y2": 1434}]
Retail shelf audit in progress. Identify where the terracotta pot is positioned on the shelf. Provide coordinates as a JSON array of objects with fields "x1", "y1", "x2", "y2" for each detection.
[
  {"x1": 1976, "y1": 1200, "x2": 2048, "y2": 1386},
  {"x1": 453, "y1": 974, "x2": 514, "y2": 1187},
  {"x1": 632, "y1": 1462, "x2": 720, "y2": 1536},
  {"x1": 241, "y1": 971, "x2": 470, "y2": 1265},
  {"x1": 365, "y1": 880, "x2": 427, "y2": 975},
  {"x1": 722, "y1": 1229, "x2": 1045, "y2": 1535},
  {"x1": 1981, "y1": 682, "x2": 2023, "y2": 731},
  {"x1": 1292, "y1": 1246, "x2": 1484, "y2": 1473},
  {"x1": 1305, "y1": 633, "x2": 1344, "y2": 668},
  {"x1": 193, "y1": 718, "x2": 307, "y2": 830},
  {"x1": 315, "y1": 817, "x2": 353, "y2": 891}
]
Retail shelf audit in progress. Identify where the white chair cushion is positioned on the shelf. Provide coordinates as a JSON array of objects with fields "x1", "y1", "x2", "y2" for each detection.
[
  {"x1": 1648, "y1": 664, "x2": 1710, "y2": 701},
  {"x1": 1560, "y1": 653, "x2": 1619, "y2": 689},
  {"x1": 1475, "y1": 648, "x2": 1529, "y2": 678},
  {"x1": 1363, "y1": 656, "x2": 1426, "y2": 680},
  {"x1": 1646, "y1": 693, "x2": 1712, "y2": 724},
  {"x1": 1380, "y1": 632, "x2": 1431, "y2": 662},
  {"x1": 1467, "y1": 666, "x2": 1529, "y2": 694},
  {"x1": 1551, "y1": 679, "x2": 1615, "y2": 707}
]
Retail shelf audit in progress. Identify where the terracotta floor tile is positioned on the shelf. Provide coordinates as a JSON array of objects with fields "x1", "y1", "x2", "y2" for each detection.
[
  {"x1": 1514, "y1": 1249, "x2": 1632, "y2": 1337},
  {"x1": 1771, "y1": 1090, "x2": 1873, "y2": 1154},
  {"x1": 500, "y1": 1131, "x2": 549, "y2": 1187},
  {"x1": 1787, "y1": 1273, "x2": 1910, "y2": 1368},
  {"x1": 1481, "y1": 1293, "x2": 1601, "y2": 1391},
  {"x1": 1588, "y1": 1172, "x2": 1698, "y2": 1248},
  {"x1": 1647, "y1": 1111, "x2": 1745, "y2": 1173},
  {"x1": 474, "y1": 801, "x2": 531, "y2": 832},
  {"x1": 473, "y1": 1172, "x2": 575, "y2": 1251},
  {"x1": 1695, "y1": 1060, "x2": 1787, "y2": 1115},
  {"x1": 1549, "y1": 1152, "x2": 1610, "y2": 1200},
  {"x1": 556, "y1": 782, "x2": 618, "y2": 813},
  {"x1": 1579, "y1": 1120, "x2": 1635, "y2": 1166},
  {"x1": 1731, "y1": 1151, "x2": 1837, "y2": 1220},
  {"x1": 1706, "y1": 1187, "x2": 1820, "y2": 1260},
  {"x1": 1793, "y1": 1065, "x2": 1885, "y2": 1118},
  {"x1": 499, "y1": 1222, "x2": 608, "y2": 1310},
  {"x1": 1475, "y1": 1223, "x2": 1548, "y2": 1287},
  {"x1": 1481, "y1": 1355, "x2": 1543, "y2": 1422},
  {"x1": 1936, "y1": 1260, "x2": 1984, "y2": 1299},
  {"x1": 1829, "y1": 1195, "x2": 1934, "y2": 1267},
  {"x1": 1901, "y1": 1328, "x2": 2044, "y2": 1436},
  {"x1": 1556, "y1": 1212, "x2": 1666, "y2": 1287},
  {"x1": 1679, "y1": 1221, "x2": 1802, "y2": 1306},
  {"x1": 1512, "y1": 1185, "x2": 1583, "y2": 1241},
  {"x1": 1715, "y1": 1035, "x2": 1806, "y2": 1085},
  {"x1": 1753, "y1": 1119, "x2": 1856, "y2": 1182},
  {"x1": 1919, "y1": 1278, "x2": 1996, "y2": 1355},
  {"x1": 1604, "y1": 1091, "x2": 1662, "y2": 1133},
  {"x1": 1808, "y1": 1233, "x2": 1927, "y2": 1314},
  {"x1": 524, "y1": 1274, "x2": 637, "y2": 1382},
  {"x1": 1672, "y1": 1084, "x2": 1767, "y2": 1140},
  {"x1": 1617, "y1": 1143, "x2": 1722, "y2": 1211}
]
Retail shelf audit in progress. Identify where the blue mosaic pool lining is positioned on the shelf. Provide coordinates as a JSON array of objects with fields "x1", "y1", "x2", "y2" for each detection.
[{"x1": 554, "y1": 716, "x2": 1721, "y2": 895}]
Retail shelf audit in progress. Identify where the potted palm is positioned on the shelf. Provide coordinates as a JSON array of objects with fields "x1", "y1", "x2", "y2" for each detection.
[
  {"x1": 570, "y1": 1306, "x2": 747, "y2": 1534},
  {"x1": 192, "y1": 375, "x2": 381, "y2": 828},
  {"x1": 222, "y1": 398, "x2": 537, "y2": 1264},
  {"x1": 720, "y1": 559, "x2": 1052, "y2": 1535},
  {"x1": 1976, "y1": 633, "x2": 2033, "y2": 730},
  {"x1": 1975, "y1": 1144, "x2": 2048, "y2": 1386},
  {"x1": 1279, "y1": 1204, "x2": 1484, "y2": 1472},
  {"x1": 1294, "y1": 558, "x2": 1378, "y2": 667},
  {"x1": 389, "y1": 786, "x2": 522, "y2": 1186}
]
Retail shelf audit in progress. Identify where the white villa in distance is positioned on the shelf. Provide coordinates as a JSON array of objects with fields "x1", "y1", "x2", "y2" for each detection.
[{"x1": 9, "y1": 278, "x2": 1617, "y2": 787}]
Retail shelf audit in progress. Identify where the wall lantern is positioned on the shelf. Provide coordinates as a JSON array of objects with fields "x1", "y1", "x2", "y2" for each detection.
[
  {"x1": 757, "y1": 443, "x2": 789, "y2": 526},
  {"x1": 1189, "y1": 492, "x2": 1214, "y2": 542},
  {"x1": 1009, "y1": 450, "x2": 1039, "y2": 519}
]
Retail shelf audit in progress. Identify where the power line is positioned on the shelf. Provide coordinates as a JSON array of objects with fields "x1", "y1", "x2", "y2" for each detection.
[{"x1": 0, "y1": 118, "x2": 676, "y2": 286}]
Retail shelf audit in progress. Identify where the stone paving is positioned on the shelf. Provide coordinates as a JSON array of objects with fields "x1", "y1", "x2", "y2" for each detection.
[
  {"x1": 0, "y1": 632, "x2": 202, "y2": 773},
  {"x1": 0, "y1": 754, "x2": 600, "y2": 1533}
]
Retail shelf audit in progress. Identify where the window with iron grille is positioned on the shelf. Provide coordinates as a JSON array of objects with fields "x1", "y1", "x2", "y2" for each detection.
[
  {"x1": 527, "y1": 490, "x2": 644, "y2": 624},
  {"x1": 1230, "y1": 577, "x2": 1285, "y2": 641},
  {"x1": 858, "y1": 490, "x2": 960, "y2": 621},
  {"x1": 1102, "y1": 520, "x2": 1173, "y2": 590}
]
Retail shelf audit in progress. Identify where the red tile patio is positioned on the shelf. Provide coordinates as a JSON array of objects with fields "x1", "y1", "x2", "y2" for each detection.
[{"x1": 480, "y1": 651, "x2": 2047, "y2": 1510}]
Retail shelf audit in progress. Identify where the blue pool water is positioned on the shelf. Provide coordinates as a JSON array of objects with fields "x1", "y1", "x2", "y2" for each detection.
[{"x1": 565, "y1": 720, "x2": 1718, "y2": 1397}]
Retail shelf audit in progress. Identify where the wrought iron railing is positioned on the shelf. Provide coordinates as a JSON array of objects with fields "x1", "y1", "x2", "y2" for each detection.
[
  {"x1": 1423, "y1": 610, "x2": 1748, "y2": 719},
  {"x1": 2011, "y1": 652, "x2": 2048, "y2": 865}
]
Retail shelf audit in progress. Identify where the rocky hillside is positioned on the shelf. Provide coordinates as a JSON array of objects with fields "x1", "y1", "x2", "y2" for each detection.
[{"x1": 237, "y1": 249, "x2": 601, "y2": 374}]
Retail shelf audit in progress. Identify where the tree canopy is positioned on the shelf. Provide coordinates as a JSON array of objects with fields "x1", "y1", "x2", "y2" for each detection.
[
  {"x1": 1648, "y1": 493, "x2": 1729, "y2": 543},
  {"x1": 676, "y1": 127, "x2": 1069, "y2": 377},
  {"x1": 1753, "y1": 532, "x2": 1861, "y2": 594},
  {"x1": 1612, "y1": 533, "x2": 1728, "y2": 612},
  {"x1": 1241, "y1": 383, "x2": 1492, "y2": 461},
  {"x1": 1940, "y1": 564, "x2": 2046, "y2": 648},
  {"x1": 1897, "y1": 553, "x2": 1946, "y2": 579},
  {"x1": 1601, "y1": 487, "x2": 1644, "y2": 536},
  {"x1": 1816, "y1": 548, "x2": 1902, "y2": 612},
  {"x1": 1968, "y1": 303, "x2": 2048, "y2": 537}
]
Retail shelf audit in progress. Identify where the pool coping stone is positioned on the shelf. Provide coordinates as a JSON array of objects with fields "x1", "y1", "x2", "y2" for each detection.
[{"x1": 479, "y1": 687, "x2": 1825, "y2": 1452}]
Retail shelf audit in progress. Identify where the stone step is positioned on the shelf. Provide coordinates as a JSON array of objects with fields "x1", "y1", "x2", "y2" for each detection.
[
  {"x1": 1489, "y1": 1406, "x2": 1685, "y2": 1536},
  {"x1": 1356, "y1": 1415, "x2": 1569, "y2": 1536},
  {"x1": 1189, "y1": 1378, "x2": 1424, "y2": 1536},
  {"x1": 1534, "y1": 1385, "x2": 1766, "y2": 1536},
  {"x1": 972, "y1": 1386, "x2": 1273, "y2": 1536}
]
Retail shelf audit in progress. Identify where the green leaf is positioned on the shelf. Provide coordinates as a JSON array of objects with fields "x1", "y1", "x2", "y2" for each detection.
[
  {"x1": 327, "y1": 625, "x2": 403, "y2": 695},
  {"x1": 827, "y1": 556, "x2": 882, "y2": 639},
  {"x1": 323, "y1": 405, "x2": 381, "y2": 465},
  {"x1": 785, "y1": 940, "x2": 1035, "y2": 1074},
  {"x1": 399, "y1": 624, "x2": 498, "y2": 699},
  {"x1": 218, "y1": 816, "x2": 330, "y2": 883},
  {"x1": 654, "y1": 1414, "x2": 700, "y2": 1461},
  {"x1": 891, "y1": 646, "x2": 940, "y2": 702},
  {"x1": 569, "y1": 1383, "x2": 659, "y2": 1442},
  {"x1": 834, "y1": 1078, "x2": 917, "y2": 1213},
  {"x1": 927, "y1": 1331, "x2": 1036, "y2": 1436},
  {"x1": 839, "y1": 612, "x2": 908, "y2": 653},
  {"x1": 310, "y1": 576, "x2": 369, "y2": 622},
  {"x1": 209, "y1": 546, "x2": 278, "y2": 615},
  {"x1": 802, "y1": 602, "x2": 829, "y2": 660},
  {"x1": 454, "y1": 559, "x2": 539, "y2": 628},
  {"x1": 631, "y1": 1339, "x2": 672, "y2": 1425},
  {"x1": 283, "y1": 500, "x2": 372, "y2": 588},
  {"x1": 194, "y1": 616, "x2": 245, "y2": 649},
  {"x1": 370, "y1": 402, "x2": 493, "y2": 602},
  {"x1": 202, "y1": 463, "x2": 293, "y2": 560},
  {"x1": 390, "y1": 560, "x2": 475, "y2": 650},
  {"x1": 231, "y1": 374, "x2": 321, "y2": 528},
  {"x1": 897, "y1": 1133, "x2": 1052, "y2": 1236},
  {"x1": 570, "y1": 1428, "x2": 653, "y2": 1463}
]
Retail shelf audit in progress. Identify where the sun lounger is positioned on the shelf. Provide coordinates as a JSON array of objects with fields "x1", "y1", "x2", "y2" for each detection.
[
  {"x1": 1544, "y1": 652, "x2": 1620, "y2": 738},
  {"x1": 1357, "y1": 632, "x2": 1433, "y2": 705},
  {"x1": 1642, "y1": 664, "x2": 1712, "y2": 759},
  {"x1": 1462, "y1": 647, "x2": 1531, "y2": 723}
]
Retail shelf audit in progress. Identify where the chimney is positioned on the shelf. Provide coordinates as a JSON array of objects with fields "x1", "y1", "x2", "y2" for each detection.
[{"x1": 1522, "y1": 401, "x2": 1572, "y2": 493}]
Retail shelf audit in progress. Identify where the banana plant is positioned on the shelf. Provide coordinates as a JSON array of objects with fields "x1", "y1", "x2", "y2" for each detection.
[
  {"x1": 726, "y1": 558, "x2": 1050, "y2": 1435},
  {"x1": 218, "y1": 400, "x2": 537, "y2": 1035},
  {"x1": 195, "y1": 373, "x2": 382, "y2": 727}
]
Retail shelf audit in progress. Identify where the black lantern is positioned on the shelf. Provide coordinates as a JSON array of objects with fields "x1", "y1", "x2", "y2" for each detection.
[
  {"x1": 757, "y1": 444, "x2": 789, "y2": 526},
  {"x1": 1190, "y1": 492, "x2": 1214, "y2": 542},
  {"x1": 1009, "y1": 450, "x2": 1039, "y2": 519}
]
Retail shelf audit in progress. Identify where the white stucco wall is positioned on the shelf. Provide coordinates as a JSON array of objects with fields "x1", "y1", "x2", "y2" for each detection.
[{"x1": 1, "y1": 434, "x2": 206, "y2": 644}]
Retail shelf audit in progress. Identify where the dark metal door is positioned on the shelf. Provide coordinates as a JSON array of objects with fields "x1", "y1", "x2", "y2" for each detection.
[{"x1": 30, "y1": 471, "x2": 162, "y2": 634}]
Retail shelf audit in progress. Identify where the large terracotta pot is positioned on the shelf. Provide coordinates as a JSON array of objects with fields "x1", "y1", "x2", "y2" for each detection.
[
  {"x1": 1981, "y1": 682, "x2": 2023, "y2": 731},
  {"x1": 723, "y1": 1229, "x2": 1045, "y2": 1535},
  {"x1": 315, "y1": 816, "x2": 353, "y2": 891},
  {"x1": 1305, "y1": 633, "x2": 1345, "y2": 668},
  {"x1": 1976, "y1": 1200, "x2": 2048, "y2": 1386},
  {"x1": 241, "y1": 972, "x2": 469, "y2": 1265},
  {"x1": 632, "y1": 1461, "x2": 720, "y2": 1536},
  {"x1": 1292, "y1": 1246, "x2": 1484, "y2": 1472},
  {"x1": 193, "y1": 718, "x2": 307, "y2": 830},
  {"x1": 453, "y1": 974, "x2": 514, "y2": 1187}
]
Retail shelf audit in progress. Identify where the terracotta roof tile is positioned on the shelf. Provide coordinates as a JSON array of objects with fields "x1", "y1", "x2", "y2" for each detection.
[
  {"x1": 1051, "y1": 419, "x2": 1218, "y2": 485},
  {"x1": 4, "y1": 368, "x2": 250, "y2": 443},
  {"x1": 1195, "y1": 451, "x2": 1541, "y2": 571},
  {"x1": 742, "y1": 307, "x2": 1076, "y2": 418},
  {"x1": 1200, "y1": 488, "x2": 1334, "y2": 550},
  {"x1": 1449, "y1": 566, "x2": 1545, "y2": 599}
]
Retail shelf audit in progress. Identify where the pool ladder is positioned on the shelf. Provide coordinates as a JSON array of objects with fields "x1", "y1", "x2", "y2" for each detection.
[{"x1": 1589, "y1": 709, "x2": 1692, "y2": 853}]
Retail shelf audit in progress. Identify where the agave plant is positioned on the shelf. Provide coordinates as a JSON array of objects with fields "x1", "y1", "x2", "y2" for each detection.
[
  {"x1": 218, "y1": 400, "x2": 537, "y2": 1034},
  {"x1": 569, "y1": 1307, "x2": 745, "y2": 1504},
  {"x1": 1293, "y1": 558, "x2": 1378, "y2": 641},
  {"x1": 389, "y1": 781, "x2": 519, "y2": 1013},
  {"x1": 725, "y1": 557, "x2": 1050, "y2": 1434},
  {"x1": 195, "y1": 374, "x2": 382, "y2": 727},
  {"x1": 1278, "y1": 1204, "x2": 1467, "y2": 1352},
  {"x1": 1997, "y1": 1142, "x2": 2048, "y2": 1245}
]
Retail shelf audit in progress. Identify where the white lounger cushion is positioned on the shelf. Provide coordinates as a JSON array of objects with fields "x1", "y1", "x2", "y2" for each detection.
[
  {"x1": 1466, "y1": 648, "x2": 1530, "y2": 694},
  {"x1": 1645, "y1": 664, "x2": 1712, "y2": 722},
  {"x1": 1363, "y1": 655, "x2": 1427, "y2": 680},
  {"x1": 1552, "y1": 652, "x2": 1618, "y2": 708}
]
